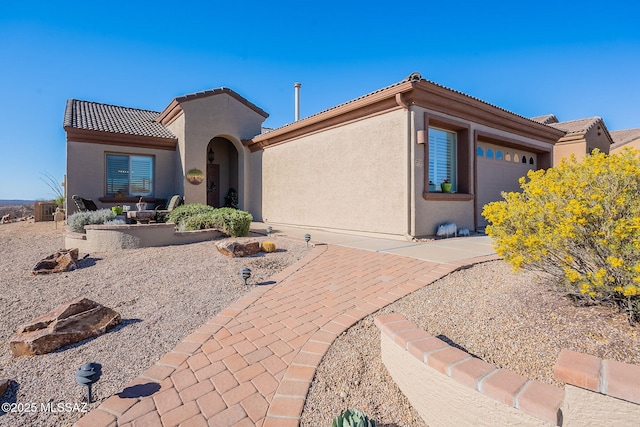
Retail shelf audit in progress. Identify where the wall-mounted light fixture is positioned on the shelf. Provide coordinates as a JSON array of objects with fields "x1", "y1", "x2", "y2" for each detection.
[
  {"x1": 417, "y1": 130, "x2": 426, "y2": 145},
  {"x1": 208, "y1": 147, "x2": 215, "y2": 163}
]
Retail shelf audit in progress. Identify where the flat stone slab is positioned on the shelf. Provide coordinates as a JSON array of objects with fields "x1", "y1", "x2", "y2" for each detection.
[{"x1": 9, "y1": 297, "x2": 121, "y2": 356}]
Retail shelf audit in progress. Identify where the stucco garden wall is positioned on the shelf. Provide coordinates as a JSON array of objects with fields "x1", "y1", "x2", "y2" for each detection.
[
  {"x1": 66, "y1": 141, "x2": 177, "y2": 214},
  {"x1": 65, "y1": 223, "x2": 222, "y2": 252},
  {"x1": 261, "y1": 109, "x2": 409, "y2": 237}
]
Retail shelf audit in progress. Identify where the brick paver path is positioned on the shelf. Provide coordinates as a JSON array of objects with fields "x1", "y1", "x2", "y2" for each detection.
[{"x1": 76, "y1": 244, "x2": 498, "y2": 427}]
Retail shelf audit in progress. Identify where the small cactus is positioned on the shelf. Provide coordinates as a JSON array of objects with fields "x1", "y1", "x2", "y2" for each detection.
[
  {"x1": 261, "y1": 241, "x2": 277, "y2": 253},
  {"x1": 332, "y1": 408, "x2": 376, "y2": 427}
]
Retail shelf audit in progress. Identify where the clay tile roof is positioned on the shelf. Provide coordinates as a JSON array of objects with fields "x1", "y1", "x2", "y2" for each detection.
[
  {"x1": 547, "y1": 117, "x2": 602, "y2": 134},
  {"x1": 530, "y1": 114, "x2": 559, "y2": 125},
  {"x1": 174, "y1": 87, "x2": 269, "y2": 118},
  {"x1": 610, "y1": 128, "x2": 640, "y2": 149},
  {"x1": 63, "y1": 99, "x2": 176, "y2": 139}
]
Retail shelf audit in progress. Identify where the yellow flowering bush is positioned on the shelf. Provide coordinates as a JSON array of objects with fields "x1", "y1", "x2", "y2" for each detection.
[{"x1": 483, "y1": 148, "x2": 640, "y2": 323}]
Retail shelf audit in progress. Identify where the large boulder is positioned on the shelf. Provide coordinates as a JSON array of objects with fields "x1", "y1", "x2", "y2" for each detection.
[
  {"x1": 9, "y1": 297, "x2": 121, "y2": 357},
  {"x1": 32, "y1": 248, "x2": 79, "y2": 275},
  {"x1": 216, "y1": 240, "x2": 260, "y2": 257}
]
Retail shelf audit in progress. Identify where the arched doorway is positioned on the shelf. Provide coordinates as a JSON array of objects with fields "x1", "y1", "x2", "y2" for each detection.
[{"x1": 206, "y1": 137, "x2": 239, "y2": 208}]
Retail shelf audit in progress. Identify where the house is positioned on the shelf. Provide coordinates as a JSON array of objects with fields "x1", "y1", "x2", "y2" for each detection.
[
  {"x1": 530, "y1": 114, "x2": 613, "y2": 164},
  {"x1": 64, "y1": 73, "x2": 616, "y2": 238},
  {"x1": 610, "y1": 128, "x2": 640, "y2": 154}
]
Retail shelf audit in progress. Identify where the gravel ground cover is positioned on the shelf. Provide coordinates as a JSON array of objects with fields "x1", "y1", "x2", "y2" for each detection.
[
  {"x1": 2, "y1": 221, "x2": 638, "y2": 427},
  {"x1": 0, "y1": 221, "x2": 307, "y2": 426},
  {"x1": 301, "y1": 260, "x2": 639, "y2": 427}
]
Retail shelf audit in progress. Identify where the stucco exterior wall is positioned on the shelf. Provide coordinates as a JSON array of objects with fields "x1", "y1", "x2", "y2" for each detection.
[
  {"x1": 66, "y1": 141, "x2": 177, "y2": 213},
  {"x1": 248, "y1": 150, "x2": 264, "y2": 220},
  {"x1": 173, "y1": 94, "x2": 266, "y2": 209},
  {"x1": 165, "y1": 113, "x2": 186, "y2": 197},
  {"x1": 261, "y1": 109, "x2": 409, "y2": 237}
]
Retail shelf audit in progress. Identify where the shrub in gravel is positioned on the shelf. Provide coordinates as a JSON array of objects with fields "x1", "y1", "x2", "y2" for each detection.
[
  {"x1": 483, "y1": 148, "x2": 640, "y2": 323},
  {"x1": 67, "y1": 209, "x2": 116, "y2": 233},
  {"x1": 168, "y1": 204, "x2": 252, "y2": 237}
]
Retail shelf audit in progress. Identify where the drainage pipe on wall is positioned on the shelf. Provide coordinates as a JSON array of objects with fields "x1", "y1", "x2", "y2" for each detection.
[{"x1": 395, "y1": 93, "x2": 415, "y2": 240}]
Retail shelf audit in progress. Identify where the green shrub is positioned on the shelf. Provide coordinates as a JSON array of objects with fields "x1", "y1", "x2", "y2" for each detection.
[
  {"x1": 482, "y1": 149, "x2": 640, "y2": 323},
  {"x1": 182, "y1": 212, "x2": 222, "y2": 231},
  {"x1": 67, "y1": 209, "x2": 116, "y2": 233},
  {"x1": 332, "y1": 408, "x2": 376, "y2": 427},
  {"x1": 167, "y1": 204, "x2": 215, "y2": 226},
  {"x1": 214, "y1": 207, "x2": 252, "y2": 237},
  {"x1": 168, "y1": 204, "x2": 252, "y2": 237}
]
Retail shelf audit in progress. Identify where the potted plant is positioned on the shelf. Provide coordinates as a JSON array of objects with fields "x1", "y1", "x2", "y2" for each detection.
[
  {"x1": 441, "y1": 179, "x2": 452, "y2": 193},
  {"x1": 111, "y1": 204, "x2": 124, "y2": 215}
]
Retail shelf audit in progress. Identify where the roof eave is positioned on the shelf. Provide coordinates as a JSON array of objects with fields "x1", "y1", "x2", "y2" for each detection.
[
  {"x1": 249, "y1": 81, "x2": 415, "y2": 150},
  {"x1": 65, "y1": 127, "x2": 178, "y2": 151}
]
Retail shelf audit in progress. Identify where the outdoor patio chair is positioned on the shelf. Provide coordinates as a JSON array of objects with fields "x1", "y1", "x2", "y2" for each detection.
[
  {"x1": 71, "y1": 195, "x2": 98, "y2": 212},
  {"x1": 154, "y1": 195, "x2": 183, "y2": 222}
]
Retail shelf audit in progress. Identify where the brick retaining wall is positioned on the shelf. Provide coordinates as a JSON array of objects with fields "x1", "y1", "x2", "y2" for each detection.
[{"x1": 375, "y1": 313, "x2": 640, "y2": 427}]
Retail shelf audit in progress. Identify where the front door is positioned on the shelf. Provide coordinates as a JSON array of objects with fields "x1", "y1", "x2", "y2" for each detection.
[{"x1": 207, "y1": 163, "x2": 220, "y2": 207}]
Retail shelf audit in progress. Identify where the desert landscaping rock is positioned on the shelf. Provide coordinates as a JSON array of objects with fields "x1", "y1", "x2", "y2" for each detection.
[
  {"x1": 10, "y1": 297, "x2": 121, "y2": 357},
  {"x1": 31, "y1": 248, "x2": 79, "y2": 275},
  {"x1": 215, "y1": 239, "x2": 260, "y2": 257},
  {"x1": 0, "y1": 221, "x2": 308, "y2": 426},
  {"x1": 0, "y1": 378, "x2": 9, "y2": 397}
]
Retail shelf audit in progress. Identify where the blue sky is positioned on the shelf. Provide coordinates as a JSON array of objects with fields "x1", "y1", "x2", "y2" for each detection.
[{"x1": 1, "y1": 0, "x2": 638, "y2": 200}]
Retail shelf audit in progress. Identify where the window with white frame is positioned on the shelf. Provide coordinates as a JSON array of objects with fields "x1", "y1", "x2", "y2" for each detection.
[
  {"x1": 428, "y1": 127, "x2": 457, "y2": 191},
  {"x1": 106, "y1": 154, "x2": 154, "y2": 197}
]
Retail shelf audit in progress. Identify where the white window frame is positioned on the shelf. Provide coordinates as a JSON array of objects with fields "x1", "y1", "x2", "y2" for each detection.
[{"x1": 428, "y1": 127, "x2": 457, "y2": 192}]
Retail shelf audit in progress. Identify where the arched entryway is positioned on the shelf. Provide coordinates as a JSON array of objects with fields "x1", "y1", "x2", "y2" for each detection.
[{"x1": 206, "y1": 137, "x2": 239, "y2": 208}]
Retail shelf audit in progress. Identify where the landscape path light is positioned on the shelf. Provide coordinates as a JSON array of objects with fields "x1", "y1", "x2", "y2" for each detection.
[
  {"x1": 75, "y1": 362, "x2": 101, "y2": 403},
  {"x1": 304, "y1": 233, "x2": 311, "y2": 247},
  {"x1": 241, "y1": 267, "x2": 252, "y2": 286},
  {"x1": 266, "y1": 226, "x2": 272, "y2": 236}
]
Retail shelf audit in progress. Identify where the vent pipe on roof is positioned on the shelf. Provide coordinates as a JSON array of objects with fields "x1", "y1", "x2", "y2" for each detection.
[{"x1": 294, "y1": 82, "x2": 301, "y2": 121}]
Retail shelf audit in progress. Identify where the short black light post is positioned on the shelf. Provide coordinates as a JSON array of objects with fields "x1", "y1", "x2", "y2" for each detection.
[
  {"x1": 241, "y1": 267, "x2": 252, "y2": 286},
  {"x1": 266, "y1": 226, "x2": 272, "y2": 236},
  {"x1": 304, "y1": 234, "x2": 311, "y2": 247},
  {"x1": 75, "y1": 362, "x2": 102, "y2": 403}
]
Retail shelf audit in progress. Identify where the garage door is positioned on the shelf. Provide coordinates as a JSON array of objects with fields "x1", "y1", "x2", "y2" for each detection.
[{"x1": 476, "y1": 144, "x2": 536, "y2": 229}]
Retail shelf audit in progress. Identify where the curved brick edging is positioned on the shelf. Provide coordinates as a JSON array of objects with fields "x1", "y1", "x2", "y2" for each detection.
[
  {"x1": 554, "y1": 349, "x2": 640, "y2": 425},
  {"x1": 375, "y1": 314, "x2": 640, "y2": 427},
  {"x1": 75, "y1": 247, "x2": 500, "y2": 427}
]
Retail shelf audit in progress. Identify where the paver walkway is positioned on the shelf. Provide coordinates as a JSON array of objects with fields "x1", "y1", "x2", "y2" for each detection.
[{"x1": 76, "y1": 242, "x2": 498, "y2": 427}]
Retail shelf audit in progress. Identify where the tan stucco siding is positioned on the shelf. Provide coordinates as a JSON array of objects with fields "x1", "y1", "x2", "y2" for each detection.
[
  {"x1": 261, "y1": 110, "x2": 408, "y2": 236},
  {"x1": 165, "y1": 113, "x2": 186, "y2": 197},
  {"x1": 66, "y1": 141, "x2": 177, "y2": 212},
  {"x1": 176, "y1": 94, "x2": 266, "y2": 208}
]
